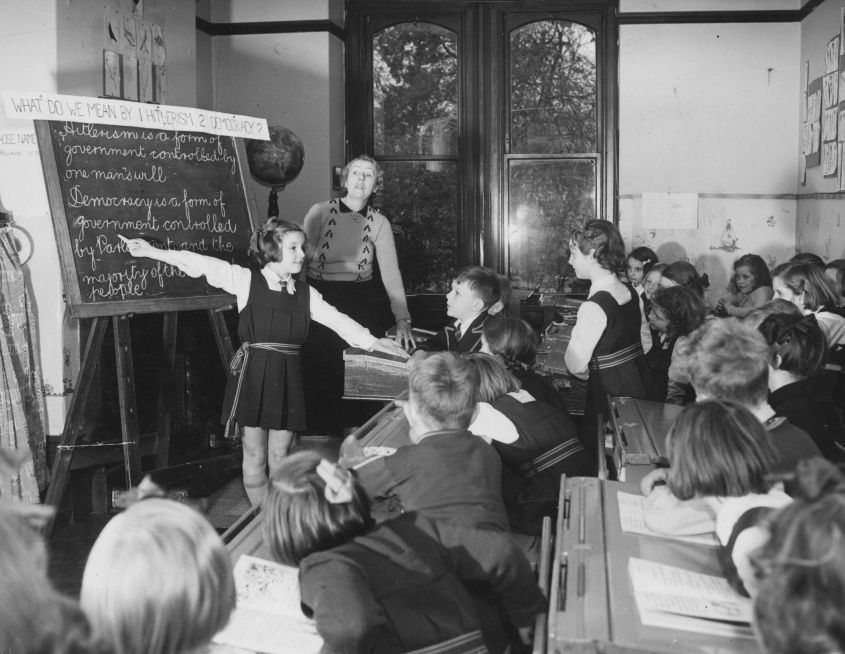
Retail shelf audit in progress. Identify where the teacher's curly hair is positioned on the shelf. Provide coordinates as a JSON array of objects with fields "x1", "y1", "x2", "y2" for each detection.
[
  {"x1": 341, "y1": 155, "x2": 384, "y2": 196},
  {"x1": 248, "y1": 218, "x2": 306, "y2": 267}
]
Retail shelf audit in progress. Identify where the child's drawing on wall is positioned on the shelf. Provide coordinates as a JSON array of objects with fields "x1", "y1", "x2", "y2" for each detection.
[{"x1": 712, "y1": 218, "x2": 739, "y2": 252}]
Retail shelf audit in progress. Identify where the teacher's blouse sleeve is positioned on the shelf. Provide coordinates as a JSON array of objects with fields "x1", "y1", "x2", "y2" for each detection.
[
  {"x1": 564, "y1": 300, "x2": 607, "y2": 380},
  {"x1": 309, "y1": 285, "x2": 378, "y2": 350},
  {"x1": 372, "y1": 212, "x2": 412, "y2": 322},
  {"x1": 164, "y1": 250, "x2": 252, "y2": 311}
]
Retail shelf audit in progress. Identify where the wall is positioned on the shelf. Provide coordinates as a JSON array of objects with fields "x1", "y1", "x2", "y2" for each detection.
[
  {"x1": 618, "y1": 19, "x2": 800, "y2": 304},
  {"x1": 207, "y1": 0, "x2": 345, "y2": 222},
  {"x1": 796, "y1": 0, "x2": 845, "y2": 261},
  {"x1": 0, "y1": 0, "x2": 197, "y2": 435}
]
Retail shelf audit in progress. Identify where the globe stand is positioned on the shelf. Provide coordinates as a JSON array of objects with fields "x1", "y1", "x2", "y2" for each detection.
[{"x1": 267, "y1": 186, "x2": 283, "y2": 218}]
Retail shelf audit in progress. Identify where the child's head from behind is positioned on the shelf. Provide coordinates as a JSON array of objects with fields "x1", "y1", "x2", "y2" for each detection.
[
  {"x1": 666, "y1": 399, "x2": 774, "y2": 501},
  {"x1": 407, "y1": 352, "x2": 479, "y2": 434},
  {"x1": 660, "y1": 261, "x2": 710, "y2": 298},
  {"x1": 480, "y1": 317, "x2": 538, "y2": 371},
  {"x1": 648, "y1": 286, "x2": 706, "y2": 340},
  {"x1": 488, "y1": 274, "x2": 512, "y2": 316},
  {"x1": 789, "y1": 251, "x2": 826, "y2": 269},
  {"x1": 627, "y1": 247, "x2": 658, "y2": 287},
  {"x1": 742, "y1": 299, "x2": 802, "y2": 330},
  {"x1": 824, "y1": 259, "x2": 845, "y2": 299},
  {"x1": 464, "y1": 352, "x2": 521, "y2": 404},
  {"x1": 249, "y1": 217, "x2": 307, "y2": 271},
  {"x1": 264, "y1": 451, "x2": 373, "y2": 566},
  {"x1": 80, "y1": 498, "x2": 235, "y2": 654},
  {"x1": 730, "y1": 254, "x2": 772, "y2": 295},
  {"x1": 675, "y1": 317, "x2": 770, "y2": 407},
  {"x1": 447, "y1": 266, "x2": 500, "y2": 321},
  {"x1": 773, "y1": 261, "x2": 840, "y2": 312},
  {"x1": 758, "y1": 313, "x2": 827, "y2": 380},
  {"x1": 569, "y1": 220, "x2": 626, "y2": 277},
  {"x1": 752, "y1": 457, "x2": 845, "y2": 654}
]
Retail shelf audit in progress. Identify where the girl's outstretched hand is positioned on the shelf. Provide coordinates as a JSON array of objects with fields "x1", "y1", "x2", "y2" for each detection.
[
  {"x1": 370, "y1": 337, "x2": 411, "y2": 359},
  {"x1": 118, "y1": 234, "x2": 158, "y2": 259}
]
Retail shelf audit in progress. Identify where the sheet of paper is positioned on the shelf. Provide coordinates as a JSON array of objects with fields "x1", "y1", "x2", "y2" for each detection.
[
  {"x1": 640, "y1": 193, "x2": 698, "y2": 230},
  {"x1": 617, "y1": 491, "x2": 718, "y2": 547},
  {"x1": 628, "y1": 558, "x2": 753, "y2": 638}
]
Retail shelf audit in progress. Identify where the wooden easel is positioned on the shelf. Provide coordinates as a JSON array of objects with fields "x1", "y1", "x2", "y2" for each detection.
[{"x1": 44, "y1": 307, "x2": 237, "y2": 534}]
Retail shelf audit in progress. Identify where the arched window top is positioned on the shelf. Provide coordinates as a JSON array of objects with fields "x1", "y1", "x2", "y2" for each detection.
[
  {"x1": 373, "y1": 22, "x2": 458, "y2": 156},
  {"x1": 509, "y1": 19, "x2": 597, "y2": 154}
]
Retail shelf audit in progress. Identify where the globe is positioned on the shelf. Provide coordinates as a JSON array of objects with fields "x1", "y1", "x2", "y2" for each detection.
[{"x1": 245, "y1": 126, "x2": 305, "y2": 190}]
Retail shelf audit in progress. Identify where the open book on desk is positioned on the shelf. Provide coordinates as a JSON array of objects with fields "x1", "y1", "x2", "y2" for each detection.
[
  {"x1": 617, "y1": 491, "x2": 719, "y2": 547},
  {"x1": 629, "y1": 558, "x2": 754, "y2": 639},
  {"x1": 212, "y1": 555, "x2": 322, "y2": 654}
]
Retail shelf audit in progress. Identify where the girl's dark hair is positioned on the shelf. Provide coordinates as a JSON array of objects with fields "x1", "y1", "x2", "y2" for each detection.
[
  {"x1": 662, "y1": 261, "x2": 710, "y2": 297},
  {"x1": 758, "y1": 313, "x2": 827, "y2": 378},
  {"x1": 728, "y1": 254, "x2": 772, "y2": 294},
  {"x1": 569, "y1": 220, "x2": 627, "y2": 274},
  {"x1": 463, "y1": 352, "x2": 521, "y2": 403},
  {"x1": 340, "y1": 154, "x2": 384, "y2": 196},
  {"x1": 629, "y1": 247, "x2": 659, "y2": 275},
  {"x1": 666, "y1": 399, "x2": 775, "y2": 501},
  {"x1": 649, "y1": 286, "x2": 706, "y2": 340},
  {"x1": 248, "y1": 217, "x2": 306, "y2": 267},
  {"x1": 751, "y1": 458, "x2": 845, "y2": 654},
  {"x1": 789, "y1": 251, "x2": 826, "y2": 269},
  {"x1": 481, "y1": 318, "x2": 538, "y2": 372},
  {"x1": 263, "y1": 451, "x2": 373, "y2": 566},
  {"x1": 772, "y1": 261, "x2": 840, "y2": 311}
]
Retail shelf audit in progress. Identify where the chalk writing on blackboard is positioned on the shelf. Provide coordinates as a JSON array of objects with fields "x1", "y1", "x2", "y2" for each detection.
[{"x1": 35, "y1": 119, "x2": 258, "y2": 317}]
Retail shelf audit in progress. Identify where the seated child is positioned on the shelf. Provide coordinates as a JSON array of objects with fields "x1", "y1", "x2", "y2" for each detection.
[
  {"x1": 342, "y1": 351, "x2": 509, "y2": 531},
  {"x1": 643, "y1": 262, "x2": 667, "y2": 304},
  {"x1": 751, "y1": 457, "x2": 845, "y2": 654},
  {"x1": 480, "y1": 316, "x2": 570, "y2": 415},
  {"x1": 660, "y1": 260, "x2": 710, "y2": 299},
  {"x1": 773, "y1": 260, "x2": 845, "y2": 347},
  {"x1": 466, "y1": 353, "x2": 594, "y2": 535},
  {"x1": 670, "y1": 317, "x2": 821, "y2": 472},
  {"x1": 413, "y1": 266, "x2": 501, "y2": 353},
  {"x1": 564, "y1": 220, "x2": 659, "y2": 417},
  {"x1": 641, "y1": 401, "x2": 791, "y2": 592},
  {"x1": 80, "y1": 498, "x2": 235, "y2": 654},
  {"x1": 627, "y1": 246, "x2": 659, "y2": 307},
  {"x1": 0, "y1": 504, "x2": 106, "y2": 654},
  {"x1": 715, "y1": 254, "x2": 774, "y2": 318},
  {"x1": 645, "y1": 286, "x2": 706, "y2": 400},
  {"x1": 758, "y1": 313, "x2": 835, "y2": 459},
  {"x1": 263, "y1": 451, "x2": 545, "y2": 654}
]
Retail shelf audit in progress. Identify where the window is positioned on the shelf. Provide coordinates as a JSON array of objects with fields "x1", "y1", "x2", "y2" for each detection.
[{"x1": 347, "y1": 2, "x2": 617, "y2": 296}]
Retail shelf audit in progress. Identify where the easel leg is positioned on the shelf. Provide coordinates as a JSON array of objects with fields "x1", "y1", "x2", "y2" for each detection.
[
  {"x1": 112, "y1": 315, "x2": 142, "y2": 489},
  {"x1": 155, "y1": 312, "x2": 178, "y2": 469},
  {"x1": 44, "y1": 317, "x2": 108, "y2": 532}
]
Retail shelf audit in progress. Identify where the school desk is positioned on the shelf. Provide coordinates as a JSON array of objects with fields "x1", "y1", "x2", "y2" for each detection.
[
  {"x1": 535, "y1": 320, "x2": 588, "y2": 416},
  {"x1": 606, "y1": 396, "x2": 683, "y2": 485},
  {"x1": 543, "y1": 476, "x2": 761, "y2": 654},
  {"x1": 342, "y1": 347, "x2": 410, "y2": 400}
]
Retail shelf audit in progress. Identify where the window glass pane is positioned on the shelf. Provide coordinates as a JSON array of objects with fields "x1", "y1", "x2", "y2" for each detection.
[
  {"x1": 373, "y1": 23, "x2": 458, "y2": 156},
  {"x1": 375, "y1": 161, "x2": 458, "y2": 293},
  {"x1": 507, "y1": 159, "x2": 596, "y2": 293},
  {"x1": 509, "y1": 20, "x2": 596, "y2": 154}
]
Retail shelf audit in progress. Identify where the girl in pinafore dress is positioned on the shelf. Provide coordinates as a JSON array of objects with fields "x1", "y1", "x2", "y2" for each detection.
[
  {"x1": 119, "y1": 219, "x2": 406, "y2": 506},
  {"x1": 564, "y1": 220, "x2": 660, "y2": 421}
]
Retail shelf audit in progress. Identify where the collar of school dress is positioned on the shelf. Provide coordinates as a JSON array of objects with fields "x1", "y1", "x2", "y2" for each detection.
[
  {"x1": 261, "y1": 267, "x2": 297, "y2": 294},
  {"x1": 586, "y1": 273, "x2": 619, "y2": 298},
  {"x1": 338, "y1": 199, "x2": 371, "y2": 215}
]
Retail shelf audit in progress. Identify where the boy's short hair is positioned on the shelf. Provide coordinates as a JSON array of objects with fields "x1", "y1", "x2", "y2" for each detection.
[
  {"x1": 409, "y1": 352, "x2": 479, "y2": 429},
  {"x1": 454, "y1": 266, "x2": 501, "y2": 310},
  {"x1": 264, "y1": 451, "x2": 373, "y2": 566},
  {"x1": 464, "y1": 352, "x2": 521, "y2": 403},
  {"x1": 758, "y1": 313, "x2": 827, "y2": 378},
  {"x1": 650, "y1": 286, "x2": 706, "y2": 340},
  {"x1": 667, "y1": 399, "x2": 775, "y2": 500},
  {"x1": 481, "y1": 317, "x2": 539, "y2": 370},
  {"x1": 249, "y1": 217, "x2": 306, "y2": 267},
  {"x1": 752, "y1": 458, "x2": 845, "y2": 654},
  {"x1": 569, "y1": 219, "x2": 626, "y2": 273},
  {"x1": 673, "y1": 317, "x2": 770, "y2": 406},
  {"x1": 80, "y1": 499, "x2": 235, "y2": 654}
]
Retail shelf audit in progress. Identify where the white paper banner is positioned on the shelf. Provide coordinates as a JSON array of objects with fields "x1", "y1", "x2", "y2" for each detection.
[{"x1": 2, "y1": 91, "x2": 269, "y2": 140}]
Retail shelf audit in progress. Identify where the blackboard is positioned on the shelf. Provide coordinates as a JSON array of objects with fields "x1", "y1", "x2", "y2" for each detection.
[{"x1": 35, "y1": 120, "x2": 259, "y2": 318}]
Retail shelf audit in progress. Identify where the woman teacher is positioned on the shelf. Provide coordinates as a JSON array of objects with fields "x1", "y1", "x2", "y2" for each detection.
[{"x1": 301, "y1": 155, "x2": 414, "y2": 434}]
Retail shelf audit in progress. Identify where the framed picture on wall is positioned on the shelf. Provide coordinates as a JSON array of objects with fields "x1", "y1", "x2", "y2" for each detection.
[
  {"x1": 123, "y1": 55, "x2": 138, "y2": 101},
  {"x1": 103, "y1": 49, "x2": 121, "y2": 98},
  {"x1": 139, "y1": 60, "x2": 153, "y2": 102}
]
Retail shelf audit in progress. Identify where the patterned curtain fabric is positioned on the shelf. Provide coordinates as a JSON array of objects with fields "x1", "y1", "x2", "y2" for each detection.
[{"x1": 0, "y1": 228, "x2": 47, "y2": 502}]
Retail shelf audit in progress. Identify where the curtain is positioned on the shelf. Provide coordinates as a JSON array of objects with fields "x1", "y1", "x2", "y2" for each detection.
[{"x1": 0, "y1": 228, "x2": 47, "y2": 502}]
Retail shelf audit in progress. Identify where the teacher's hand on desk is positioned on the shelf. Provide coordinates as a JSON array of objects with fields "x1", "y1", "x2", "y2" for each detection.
[
  {"x1": 640, "y1": 467, "x2": 669, "y2": 496},
  {"x1": 393, "y1": 318, "x2": 416, "y2": 350}
]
